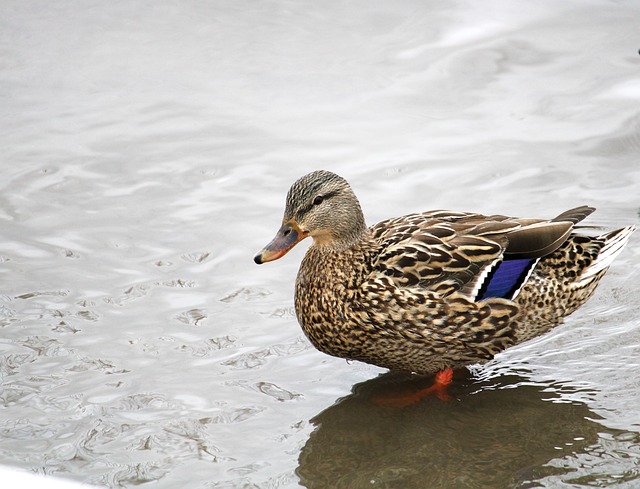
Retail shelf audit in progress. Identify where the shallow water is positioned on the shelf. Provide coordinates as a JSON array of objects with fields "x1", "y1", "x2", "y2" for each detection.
[{"x1": 1, "y1": 1, "x2": 640, "y2": 487}]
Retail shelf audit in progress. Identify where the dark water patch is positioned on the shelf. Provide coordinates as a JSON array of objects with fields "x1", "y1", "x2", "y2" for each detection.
[{"x1": 297, "y1": 372, "x2": 635, "y2": 489}]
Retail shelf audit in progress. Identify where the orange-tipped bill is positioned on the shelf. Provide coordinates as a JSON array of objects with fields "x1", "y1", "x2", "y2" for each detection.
[{"x1": 254, "y1": 220, "x2": 308, "y2": 264}]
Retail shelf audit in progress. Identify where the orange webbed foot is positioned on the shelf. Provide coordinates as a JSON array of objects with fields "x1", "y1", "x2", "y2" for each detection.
[
  {"x1": 431, "y1": 368, "x2": 454, "y2": 401},
  {"x1": 372, "y1": 368, "x2": 455, "y2": 407}
]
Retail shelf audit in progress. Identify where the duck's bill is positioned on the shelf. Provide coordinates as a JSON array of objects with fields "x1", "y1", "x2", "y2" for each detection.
[{"x1": 254, "y1": 220, "x2": 307, "y2": 264}]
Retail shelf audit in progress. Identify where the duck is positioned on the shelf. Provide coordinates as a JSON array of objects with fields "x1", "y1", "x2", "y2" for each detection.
[{"x1": 254, "y1": 170, "x2": 636, "y2": 387}]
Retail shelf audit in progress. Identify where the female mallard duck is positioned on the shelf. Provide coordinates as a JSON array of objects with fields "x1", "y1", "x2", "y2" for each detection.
[{"x1": 254, "y1": 170, "x2": 636, "y2": 383}]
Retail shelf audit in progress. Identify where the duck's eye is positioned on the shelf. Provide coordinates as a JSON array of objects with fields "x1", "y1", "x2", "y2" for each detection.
[{"x1": 313, "y1": 195, "x2": 324, "y2": 206}]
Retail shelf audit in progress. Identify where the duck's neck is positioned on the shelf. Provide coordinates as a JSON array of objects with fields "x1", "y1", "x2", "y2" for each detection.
[
  {"x1": 298, "y1": 228, "x2": 374, "y2": 298},
  {"x1": 294, "y1": 230, "x2": 374, "y2": 358}
]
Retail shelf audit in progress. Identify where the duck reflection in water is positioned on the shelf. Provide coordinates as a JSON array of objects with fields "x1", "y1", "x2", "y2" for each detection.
[{"x1": 297, "y1": 372, "x2": 606, "y2": 489}]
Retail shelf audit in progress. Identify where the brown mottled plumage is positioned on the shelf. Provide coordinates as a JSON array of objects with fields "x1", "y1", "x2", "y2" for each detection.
[{"x1": 254, "y1": 170, "x2": 636, "y2": 375}]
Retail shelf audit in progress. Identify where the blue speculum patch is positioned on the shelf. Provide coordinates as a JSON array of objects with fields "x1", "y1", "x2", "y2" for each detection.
[{"x1": 477, "y1": 258, "x2": 536, "y2": 300}]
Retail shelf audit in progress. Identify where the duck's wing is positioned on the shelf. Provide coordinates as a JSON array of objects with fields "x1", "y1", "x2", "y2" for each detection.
[{"x1": 369, "y1": 207, "x2": 594, "y2": 300}]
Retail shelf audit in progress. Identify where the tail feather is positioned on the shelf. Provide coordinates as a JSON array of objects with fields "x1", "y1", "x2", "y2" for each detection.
[
  {"x1": 552, "y1": 205, "x2": 595, "y2": 225},
  {"x1": 576, "y1": 225, "x2": 637, "y2": 286}
]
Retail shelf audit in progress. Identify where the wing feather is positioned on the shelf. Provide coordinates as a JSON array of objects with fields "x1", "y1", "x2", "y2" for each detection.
[{"x1": 369, "y1": 209, "x2": 582, "y2": 299}]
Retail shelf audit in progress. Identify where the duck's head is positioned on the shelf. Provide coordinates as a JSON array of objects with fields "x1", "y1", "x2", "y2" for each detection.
[{"x1": 254, "y1": 170, "x2": 367, "y2": 264}]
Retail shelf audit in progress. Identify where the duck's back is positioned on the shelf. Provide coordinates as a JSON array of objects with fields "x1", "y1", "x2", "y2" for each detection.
[{"x1": 369, "y1": 208, "x2": 635, "y2": 342}]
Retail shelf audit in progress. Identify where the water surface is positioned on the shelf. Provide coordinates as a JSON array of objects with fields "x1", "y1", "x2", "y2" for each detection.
[{"x1": 1, "y1": 1, "x2": 639, "y2": 487}]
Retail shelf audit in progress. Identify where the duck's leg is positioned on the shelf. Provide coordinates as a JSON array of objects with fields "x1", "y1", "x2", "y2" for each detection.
[
  {"x1": 432, "y1": 368, "x2": 453, "y2": 401},
  {"x1": 373, "y1": 368, "x2": 454, "y2": 407}
]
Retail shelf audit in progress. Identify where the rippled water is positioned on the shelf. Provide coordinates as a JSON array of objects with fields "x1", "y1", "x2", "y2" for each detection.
[{"x1": 1, "y1": 1, "x2": 639, "y2": 487}]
